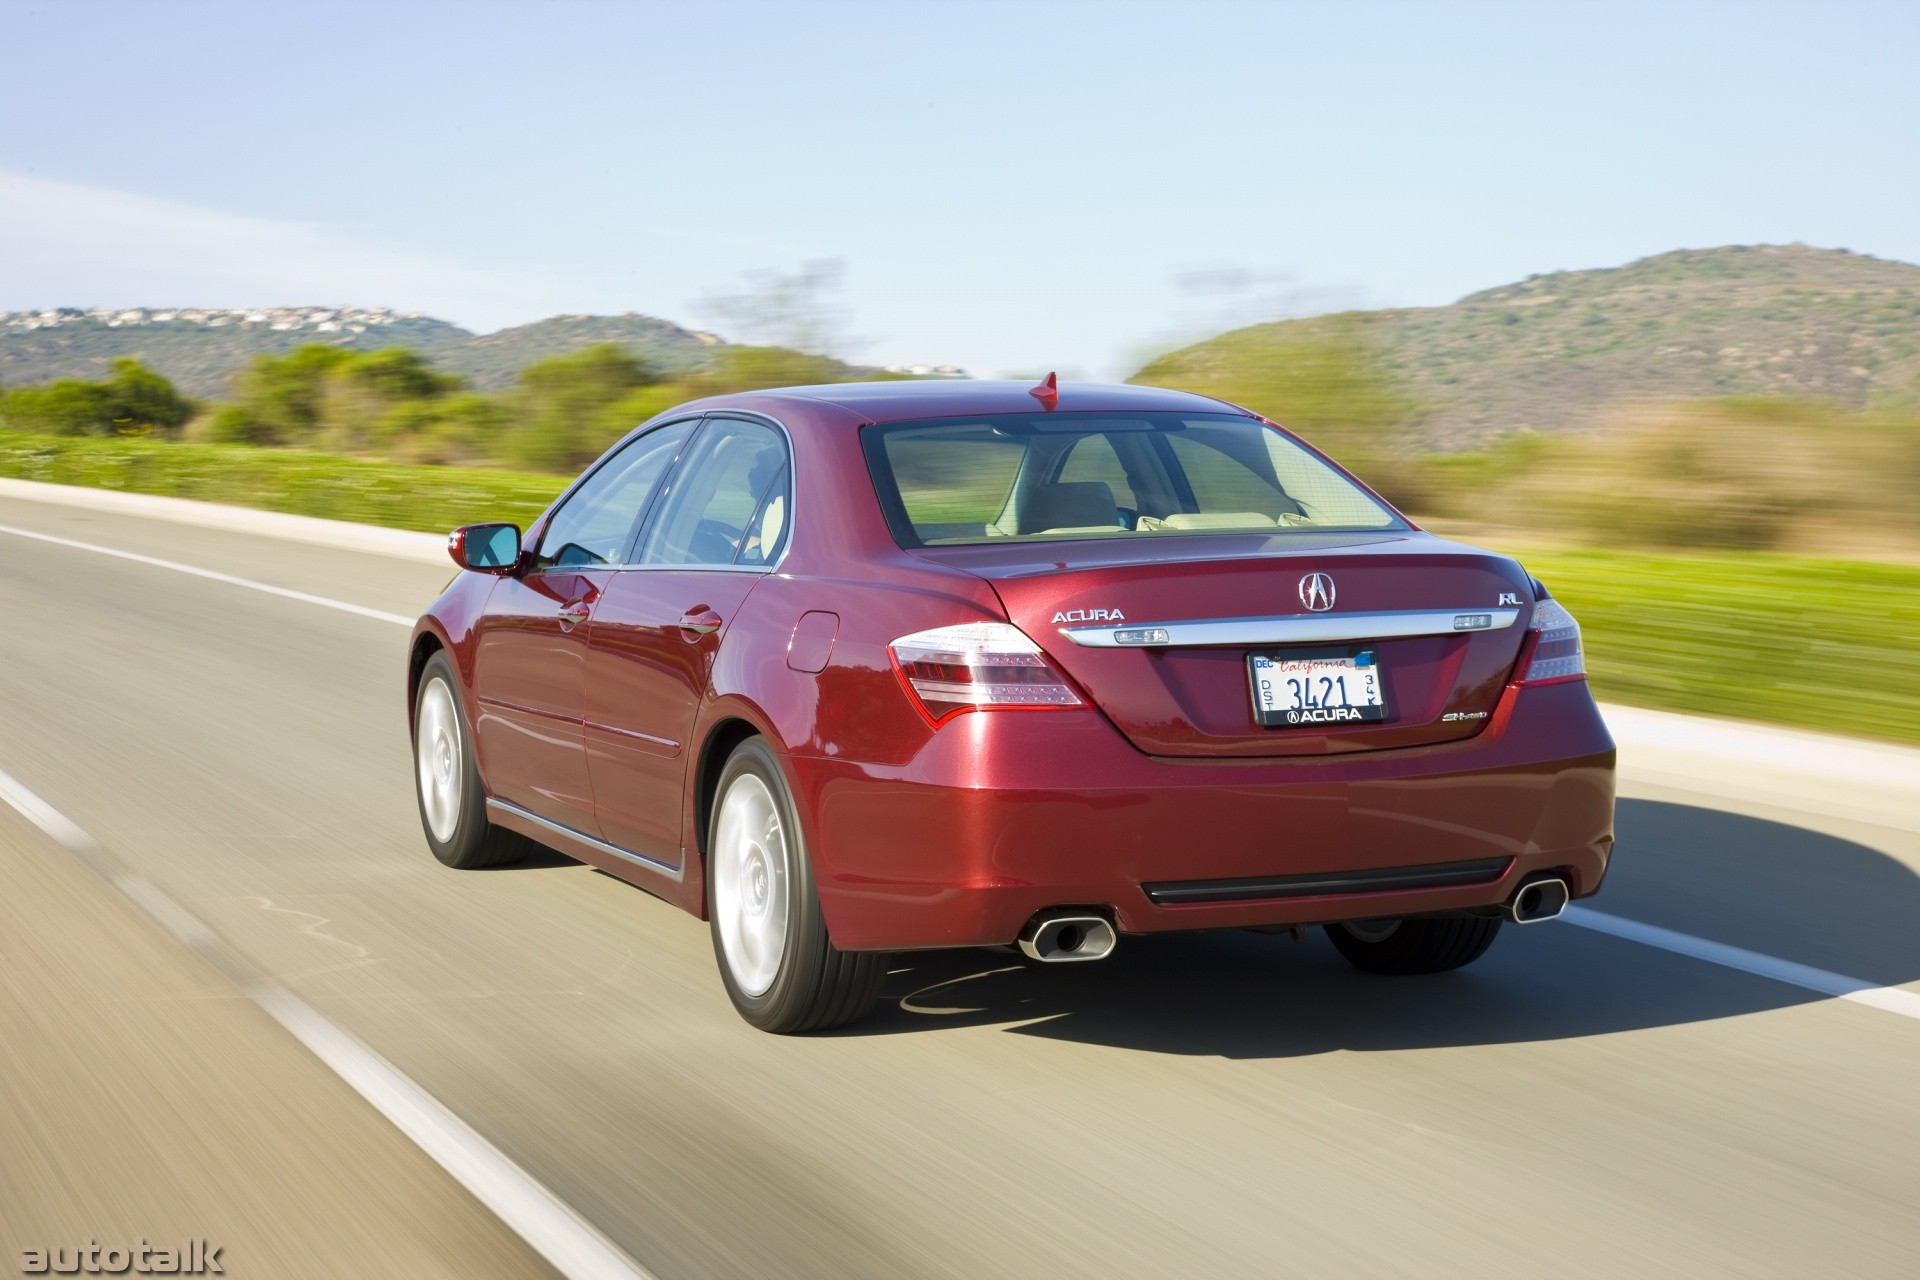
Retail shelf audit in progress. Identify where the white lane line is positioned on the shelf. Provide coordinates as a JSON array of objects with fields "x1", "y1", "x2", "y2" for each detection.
[
  {"x1": 0, "y1": 763, "x2": 97, "y2": 849},
  {"x1": 0, "y1": 522, "x2": 413, "y2": 626},
  {"x1": 1565, "y1": 906, "x2": 1920, "y2": 1020},
  {"x1": 0, "y1": 765, "x2": 656, "y2": 1280}
]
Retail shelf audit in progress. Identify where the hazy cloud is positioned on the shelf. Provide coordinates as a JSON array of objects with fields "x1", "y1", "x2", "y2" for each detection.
[{"x1": 0, "y1": 170, "x2": 566, "y2": 332}]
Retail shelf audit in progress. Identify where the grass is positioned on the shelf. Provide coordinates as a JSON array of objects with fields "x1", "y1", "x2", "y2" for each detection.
[
  {"x1": 3, "y1": 429, "x2": 1915, "y2": 746},
  {"x1": 0, "y1": 429, "x2": 565, "y2": 534},
  {"x1": 1514, "y1": 547, "x2": 1920, "y2": 746}
]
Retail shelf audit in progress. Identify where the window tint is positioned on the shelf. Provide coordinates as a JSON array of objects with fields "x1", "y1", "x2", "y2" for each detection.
[
  {"x1": 862, "y1": 412, "x2": 1402, "y2": 546},
  {"x1": 637, "y1": 418, "x2": 790, "y2": 566},
  {"x1": 1260, "y1": 431, "x2": 1399, "y2": 526},
  {"x1": 736, "y1": 464, "x2": 790, "y2": 566},
  {"x1": 1165, "y1": 432, "x2": 1296, "y2": 519},
  {"x1": 535, "y1": 420, "x2": 693, "y2": 568},
  {"x1": 1058, "y1": 433, "x2": 1138, "y2": 510},
  {"x1": 874, "y1": 424, "x2": 1025, "y2": 542}
]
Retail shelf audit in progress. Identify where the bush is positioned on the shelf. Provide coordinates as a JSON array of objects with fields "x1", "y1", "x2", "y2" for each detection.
[
  {"x1": 1499, "y1": 399, "x2": 1920, "y2": 551},
  {"x1": 502, "y1": 345, "x2": 661, "y2": 472},
  {"x1": 372, "y1": 393, "x2": 516, "y2": 466},
  {"x1": 1130, "y1": 315, "x2": 1427, "y2": 507},
  {"x1": 207, "y1": 345, "x2": 464, "y2": 453},
  {"x1": 0, "y1": 359, "x2": 193, "y2": 437}
]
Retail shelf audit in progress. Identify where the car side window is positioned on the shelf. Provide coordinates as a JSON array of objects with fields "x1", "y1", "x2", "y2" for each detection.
[
  {"x1": 637, "y1": 418, "x2": 790, "y2": 567},
  {"x1": 534, "y1": 420, "x2": 695, "y2": 570},
  {"x1": 735, "y1": 463, "x2": 790, "y2": 566},
  {"x1": 1057, "y1": 433, "x2": 1139, "y2": 511},
  {"x1": 1165, "y1": 432, "x2": 1296, "y2": 519}
]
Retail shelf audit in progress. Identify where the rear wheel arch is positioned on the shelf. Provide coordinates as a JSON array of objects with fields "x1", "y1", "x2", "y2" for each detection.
[
  {"x1": 693, "y1": 716, "x2": 772, "y2": 873},
  {"x1": 704, "y1": 732, "x2": 887, "y2": 1032}
]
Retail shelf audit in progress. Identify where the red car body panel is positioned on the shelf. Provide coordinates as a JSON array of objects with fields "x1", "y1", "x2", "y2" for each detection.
[
  {"x1": 411, "y1": 380, "x2": 1616, "y2": 950},
  {"x1": 470, "y1": 568, "x2": 609, "y2": 833},
  {"x1": 583, "y1": 567, "x2": 763, "y2": 867}
]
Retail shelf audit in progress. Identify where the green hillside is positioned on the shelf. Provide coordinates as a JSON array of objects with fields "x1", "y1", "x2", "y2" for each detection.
[
  {"x1": 0, "y1": 307, "x2": 725, "y2": 399},
  {"x1": 437, "y1": 314, "x2": 725, "y2": 389},
  {"x1": 0, "y1": 310, "x2": 469, "y2": 399},
  {"x1": 1142, "y1": 244, "x2": 1920, "y2": 446}
]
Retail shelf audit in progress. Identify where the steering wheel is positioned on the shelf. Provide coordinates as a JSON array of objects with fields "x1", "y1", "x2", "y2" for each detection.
[{"x1": 688, "y1": 518, "x2": 741, "y2": 565}]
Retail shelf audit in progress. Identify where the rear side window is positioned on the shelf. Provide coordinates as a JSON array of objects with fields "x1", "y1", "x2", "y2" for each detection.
[
  {"x1": 873, "y1": 423, "x2": 1025, "y2": 543},
  {"x1": 1165, "y1": 433, "x2": 1297, "y2": 517},
  {"x1": 1058, "y1": 433, "x2": 1138, "y2": 510},
  {"x1": 863, "y1": 411, "x2": 1402, "y2": 546},
  {"x1": 638, "y1": 418, "x2": 791, "y2": 566}
]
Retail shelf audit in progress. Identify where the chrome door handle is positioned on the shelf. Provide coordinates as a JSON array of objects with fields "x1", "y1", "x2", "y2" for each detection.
[
  {"x1": 677, "y1": 607, "x2": 722, "y2": 637},
  {"x1": 558, "y1": 600, "x2": 592, "y2": 628}
]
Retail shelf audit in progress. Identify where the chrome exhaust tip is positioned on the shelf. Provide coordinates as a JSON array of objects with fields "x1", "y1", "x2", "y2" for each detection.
[
  {"x1": 1017, "y1": 912, "x2": 1118, "y2": 963},
  {"x1": 1508, "y1": 877, "x2": 1570, "y2": 925}
]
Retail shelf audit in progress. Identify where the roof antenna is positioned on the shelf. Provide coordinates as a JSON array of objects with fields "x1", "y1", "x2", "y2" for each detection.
[{"x1": 1028, "y1": 371, "x2": 1059, "y2": 410}]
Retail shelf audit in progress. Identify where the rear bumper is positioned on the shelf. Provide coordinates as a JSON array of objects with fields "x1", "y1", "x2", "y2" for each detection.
[{"x1": 791, "y1": 680, "x2": 1616, "y2": 951}]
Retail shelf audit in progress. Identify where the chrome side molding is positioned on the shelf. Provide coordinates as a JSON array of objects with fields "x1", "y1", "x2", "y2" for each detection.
[{"x1": 1059, "y1": 607, "x2": 1521, "y2": 648}]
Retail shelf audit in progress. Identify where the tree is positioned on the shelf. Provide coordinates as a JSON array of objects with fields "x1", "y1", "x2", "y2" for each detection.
[
  {"x1": 319, "y1": 348, "x2": 462, "y2": 454},
  {"x1": 684, "y1": 345, "x2": 850, "y2": 396},
  {"x1": 0, "y1": 358, "x2": 192, "y2": 436},
  {"x1": 206, "y1": 345, "x2": 355, "y2": 445},
  {"x1": 374, "y1": 393, "x2": 515, "y2": 465},
  {"x1": 700, "y1": 260, "x2": 850, "y2": 356},
  {"x1": 101, "y1": 358, "x2": 194, "y2": 434},
  {"x1": 203, "y1": 344, "x2": 461, "y2": 451},
  {"x1": 505, "y1": 345, "x2": 661, "y2": 472},
  {"x1": 1130, "y1": 314, "x2": 1427, "y2": 505}
]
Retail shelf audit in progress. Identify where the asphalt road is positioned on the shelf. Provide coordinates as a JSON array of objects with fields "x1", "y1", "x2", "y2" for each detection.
[{"x1": 2, "y1": 493, "x2": 1917, "y2": 1278}]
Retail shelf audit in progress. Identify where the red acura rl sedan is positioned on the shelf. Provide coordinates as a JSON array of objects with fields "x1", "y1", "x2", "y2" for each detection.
[{"x1": 408, "y1": 378, "x2": 1615, "y2": 1032}]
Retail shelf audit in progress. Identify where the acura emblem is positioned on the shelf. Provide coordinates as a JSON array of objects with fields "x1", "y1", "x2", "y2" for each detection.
[{"x1": 1298, "y1": 572, "x2": 1335, "y2": 612}]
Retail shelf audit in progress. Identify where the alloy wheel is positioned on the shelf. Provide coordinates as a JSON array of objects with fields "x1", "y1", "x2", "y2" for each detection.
[
  {"x1": 416, "y1": 677, "x2": 463, "y2": 843},
  {"x1": 712, "y1": 773, "x2": 790, "y2": 997}
]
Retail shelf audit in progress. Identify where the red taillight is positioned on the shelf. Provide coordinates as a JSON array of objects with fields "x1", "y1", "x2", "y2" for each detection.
[
  {"x1": 1518, "y1": 598, "x2": 1586, "y2": 684},
  {"x1": 889, "y1": 622, "x2": 1085, "y2": 724}
]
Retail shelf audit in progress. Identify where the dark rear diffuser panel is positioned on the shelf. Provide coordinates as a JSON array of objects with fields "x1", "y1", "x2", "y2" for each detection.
[{"x1": 1143, "y1": 857, "x2": 1511, "y2": 906}]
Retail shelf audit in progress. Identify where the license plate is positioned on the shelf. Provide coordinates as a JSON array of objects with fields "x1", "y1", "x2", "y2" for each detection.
[{"x1": 1248, "y1": 648, "x2": 1388, "y2": 727}]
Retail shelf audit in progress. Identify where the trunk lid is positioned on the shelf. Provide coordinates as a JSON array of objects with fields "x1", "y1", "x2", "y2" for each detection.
[{"x1": 914, "y1": 532, "x2": 1535, "y2": 758}]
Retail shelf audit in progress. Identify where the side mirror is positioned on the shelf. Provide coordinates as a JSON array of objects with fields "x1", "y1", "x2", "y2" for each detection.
[{"x1": 448, "y1": 523, "x2": 521, "y2": 573}]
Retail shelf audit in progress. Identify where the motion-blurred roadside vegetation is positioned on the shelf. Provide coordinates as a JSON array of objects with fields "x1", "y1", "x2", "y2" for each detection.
[
  {"x1": 0, "y1": 429, "x2": 566, "y2": 533},
  {"x1": 194, "y1": 341, "x2": 857, "y2": 473},
  {"x1": 4, "y1": 320, "x2": 1916, "y2": 557},
  {"x1": 0, "y1": 357, "x2": 195, "y2": 438},
  {"x1": 0, "y1": 331, "x2": 864, "y2": 474},
  {"x1": 1137, "y1": 318, "x2": 1920, "y2": 556},
  {"x1": 4, "y1": 324, "x2": 1920, "y2": 741},
  {"x1": 0, "y1": 338, "x2": 866, "y2": 528}
]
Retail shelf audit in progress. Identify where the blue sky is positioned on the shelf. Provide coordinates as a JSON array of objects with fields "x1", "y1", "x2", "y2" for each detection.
[{"x1": 3, "y1": 0, "x2": 1916, "y2": 377}]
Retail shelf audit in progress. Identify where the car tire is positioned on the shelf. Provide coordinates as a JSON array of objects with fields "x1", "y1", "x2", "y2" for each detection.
[
  {"x1": 707, "y1": 737, "x2": 887, "y2": 1033},
  {"x1": 1324, "y1": 915, "x2": 1502, "y2": 975},
  {"x1": 413, "y1": 651, "x2": 530, "y2": 870}
]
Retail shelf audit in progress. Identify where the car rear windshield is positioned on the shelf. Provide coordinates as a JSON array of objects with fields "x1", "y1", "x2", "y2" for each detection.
[{"x1": 861, "y1": 411, "x2": 1405, "y2": 547}]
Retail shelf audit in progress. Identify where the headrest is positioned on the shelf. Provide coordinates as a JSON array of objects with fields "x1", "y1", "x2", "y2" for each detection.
[{"x1": 1019, "y1": 482, "x2": 1120, "y2": 534}]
